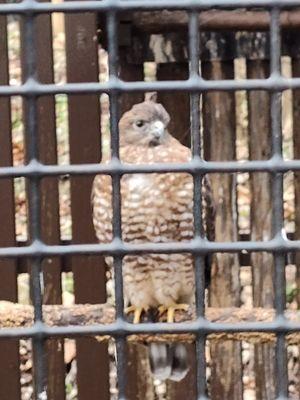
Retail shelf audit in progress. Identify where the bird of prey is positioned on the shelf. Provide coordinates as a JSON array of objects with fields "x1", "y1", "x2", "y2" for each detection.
[{"x1": 92, "y1": 99, "x2": 214, "y2": 381}]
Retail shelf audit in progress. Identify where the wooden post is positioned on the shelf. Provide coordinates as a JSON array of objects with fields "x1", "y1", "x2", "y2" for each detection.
[
  {"x1": 202, "y1": 60, "x2": 243, "y2": 400},
  {"x1": 119, "y1": 49, "x2": 144, "y2": 114},
  {"x1": 292, "y1": 57, "x2": 300, "y2": 399},
  {"x1": 157, "y1": 63, "x2": 190, "y2": 147},
  {"x1": 156, "y1": 62, "x2": 197, "y2": 399},
  {"x1": 247, "y1": 59, "x2": 275, "y2": 400},
  {"x1": 0, "y1": 10, "x2": 20, "y2": 399},
  {"x1": 65, "y1": 10, "x2": 110, "y2": 400},
  {"x1": 20, "y1": 8, "x2": 66, "y2": 398},
  {"x1": 36, "y1": 10, "x2": 66, "y2": 400},
  {"x1": 292, "y1": 59, "x2": 300, "y2": 306}
]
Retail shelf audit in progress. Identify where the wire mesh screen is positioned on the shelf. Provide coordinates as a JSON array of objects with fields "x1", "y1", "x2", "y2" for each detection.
[{"x1": 1, "y1": 0, "x2": 300, "y2": 399}]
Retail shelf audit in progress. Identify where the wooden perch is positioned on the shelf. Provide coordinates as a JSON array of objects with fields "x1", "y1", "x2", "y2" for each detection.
[
  {"x1": 132, "y1": 10, "x2": 300, "y2": 33},
  {"x1": 0, "y1": 301, "x2": 300, "y2": 344}
]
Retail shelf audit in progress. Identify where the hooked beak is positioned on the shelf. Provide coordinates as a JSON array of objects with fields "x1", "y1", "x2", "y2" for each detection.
[{"x1": 149, "y1": 120, "x2": 165, "y2": 146}]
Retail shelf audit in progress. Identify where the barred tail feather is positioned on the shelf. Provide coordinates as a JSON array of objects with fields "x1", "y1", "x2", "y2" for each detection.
[
  {"x1": 169, "y1": 343, "x2": 189, "y2": 381},
  {"x1": 149, "y1": 343, "x2": 189, "y2": 382}
]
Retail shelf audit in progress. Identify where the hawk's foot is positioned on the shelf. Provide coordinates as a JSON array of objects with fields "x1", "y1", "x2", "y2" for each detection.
[
  {"x1": 158, "y1": 304, "x2": 189, "y2": 323},
  {"x1": 125, "y1": 305, "x2": 148, "y2": 324}
]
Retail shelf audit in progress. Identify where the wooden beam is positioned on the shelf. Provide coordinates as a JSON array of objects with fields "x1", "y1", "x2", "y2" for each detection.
[
  {"x1": 0, "y1": 8, "x2": 21, "y2": 400},
  {"x1": 1, "y1": 302, "x2": 300, "y2": 344},
  {"x1": 132, "y1": 10, "x2": 300, "y2": 33}
]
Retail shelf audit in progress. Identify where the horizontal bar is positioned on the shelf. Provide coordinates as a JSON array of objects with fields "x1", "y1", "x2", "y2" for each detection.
[
  {"x1": 0, "y1": 317, "x2": 298, "y2": 340},
  {"x1": 2, "y1": 76, "x2": 300, "y2": 97},
  {"x1": 0, "y1": 234, "x2": 297, "y2": 258},
  {"x1": 0, "y1": 0, "x2": 300, "y2": 15},
  {"x1": 1, "y1": 158, "x2": 300, "y2": 178},
  {"x1": 14, "y1": 233, "x2": 296, "y2": 273}
]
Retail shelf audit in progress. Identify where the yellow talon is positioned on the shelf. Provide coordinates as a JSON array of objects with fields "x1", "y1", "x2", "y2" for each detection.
[
  {"x1": 125, "y1": 306, "x2": 148, "y2": 324},
  {"x1": 158, "y1": 304, "x2": 189, "y2": 323}
]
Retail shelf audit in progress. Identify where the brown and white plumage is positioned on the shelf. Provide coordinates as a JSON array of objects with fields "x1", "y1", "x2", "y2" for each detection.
[{"x1": 92, "y1": 100, "x2": 214, "y2": 381}]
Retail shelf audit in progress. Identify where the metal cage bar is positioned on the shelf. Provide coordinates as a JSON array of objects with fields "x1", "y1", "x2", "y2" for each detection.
[
  {"x1": 188, "y1": 10, "x2": 207, "y2": 399},
  {"x1": 1, "y1": 0, "x2": 300, "y2": 14},
  {"x1": 0, "y1": 0, "x2": 299, "y2": 399},
  {"x1": 269, "y1": 7, "x2": 288, "y2": 399},
  {"x1": 5, "y1": 158, "x2": 300, "y2": 177},
  {"x1": 1, "y1": 236, "x2": 299, "y2": 257},
  {"x1": 22, "y1": 4, "x2": 47, "y2": 398},
  {"x1": 4, "y1": 76, "x2": 300, "y2": 97},
  {"x1": 106, "y1": 7, "x2": 128, "y2": 399}
]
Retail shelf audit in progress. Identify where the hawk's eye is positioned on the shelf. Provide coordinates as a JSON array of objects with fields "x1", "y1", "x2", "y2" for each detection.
[{"x1": 135, "y1": 120, "x2": 145, "y2": 128}]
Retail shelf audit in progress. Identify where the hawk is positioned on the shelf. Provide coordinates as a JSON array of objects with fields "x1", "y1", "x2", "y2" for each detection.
[{"x1": 92, "y1": 99, "x2": 215, "y2": 381}]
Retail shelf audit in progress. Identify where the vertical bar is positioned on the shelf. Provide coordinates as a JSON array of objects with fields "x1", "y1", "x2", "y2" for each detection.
[
  {"x1": 269, "y1": 7, "x2": 288, "y2": 399},
  {"x1": 64, "y1": 8, "x2": 110, "y2": 400},
  {"x1": 106, "y1": 9, "x2": 127, "y2": 400},
  {"x1": 22, "y1": 3, "x2": 46, "y2": 397},
  {"x1": 34, "y1": 5, "x2": 65, "y2": 399},
  {"x1": 0, "y1": 7, "x2": 20, "y2": 399},
  {"x1": 291, "y1": 54, "x2": 300, "y2": 400},
  {"x1": 189, "y1": 9, "x2": 203, "y2": 328},
  {"x1": 188, "y1": 11, "x2": 207, "y2": 400},
  {"x1": 292, "y1": 58, "x2": 300, "y2": 308},
  {"x1": 107, "y1": 11, "x2": 123, "y2": 318}
]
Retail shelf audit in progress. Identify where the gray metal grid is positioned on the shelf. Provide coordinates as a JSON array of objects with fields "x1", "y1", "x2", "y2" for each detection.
[{"x1": 0, "y1": 0, "x2": 299, "y2": 399}]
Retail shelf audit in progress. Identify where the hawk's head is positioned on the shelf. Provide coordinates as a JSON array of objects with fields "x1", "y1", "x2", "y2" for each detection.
[{"x1": 119, "y1": 100, "x2": 170, "y2": 147}]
